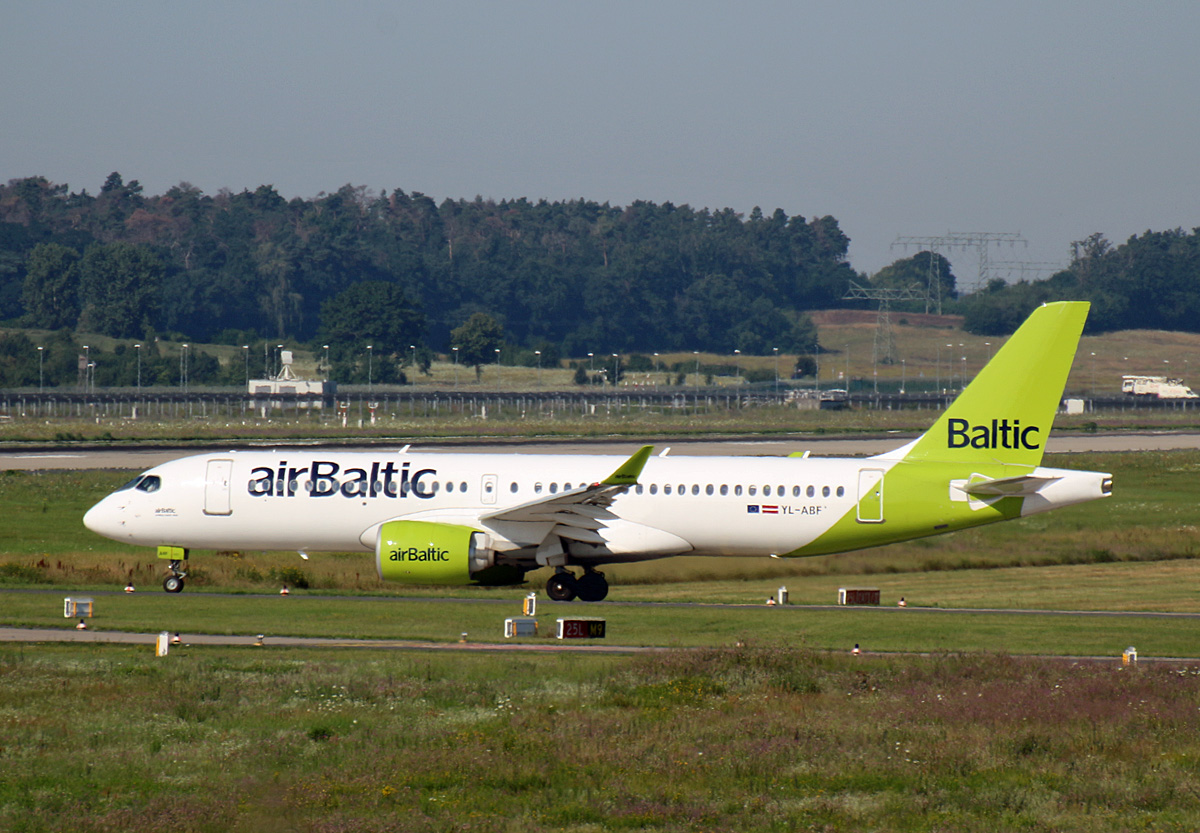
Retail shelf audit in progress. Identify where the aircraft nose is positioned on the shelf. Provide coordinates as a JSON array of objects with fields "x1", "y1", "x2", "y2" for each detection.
[{"x1": 83, "y1": 498, "x2": 124, "y2": 540}]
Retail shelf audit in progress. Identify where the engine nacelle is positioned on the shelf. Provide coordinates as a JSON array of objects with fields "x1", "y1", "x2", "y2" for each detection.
[{"x1": 375, "y1": 520, "x2": 495, "y2": 585}]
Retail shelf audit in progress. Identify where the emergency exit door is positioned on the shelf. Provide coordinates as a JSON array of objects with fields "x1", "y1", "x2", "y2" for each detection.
[
  {"x1": 204, "y1": 459, "x2": 233, "y2": 516},
  {"x1": 856, "y1": 468, "x2": 884, "y2": 523}
]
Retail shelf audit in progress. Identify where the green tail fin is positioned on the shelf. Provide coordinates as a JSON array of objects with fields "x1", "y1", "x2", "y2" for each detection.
[{"x1": 899, "y1": 301, "x2": 1088, "y2": 467}]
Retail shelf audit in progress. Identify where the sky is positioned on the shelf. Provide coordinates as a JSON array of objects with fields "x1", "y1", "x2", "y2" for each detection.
[{"x1": 5, "y1": 1, "x2": 1200, "y2": 289}]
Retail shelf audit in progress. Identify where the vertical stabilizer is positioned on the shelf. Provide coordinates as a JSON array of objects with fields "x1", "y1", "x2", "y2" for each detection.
[{"x1": 898, "y1": 301, "x2": 1088, "y2": 467}]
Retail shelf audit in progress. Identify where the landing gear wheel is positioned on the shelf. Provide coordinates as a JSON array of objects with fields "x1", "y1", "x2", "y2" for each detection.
[
  {"x1": 162, "y1": 574, "x2": 185, "y2": 593},
  {"x1": 546, "y1": 572, "x2": 578, "y2": 602},
  {"x1": 575, "y1": 570, "x2": 609, "y2": 602}
]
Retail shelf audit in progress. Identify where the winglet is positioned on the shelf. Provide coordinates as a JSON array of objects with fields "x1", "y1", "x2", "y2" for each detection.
[{"x1": 602, "y1": 445, "x2": 653, "y2": 487}]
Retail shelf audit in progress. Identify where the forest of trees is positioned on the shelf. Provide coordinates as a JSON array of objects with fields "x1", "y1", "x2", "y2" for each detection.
[
  {"x1": 959, "y1": 230, "x2": 1200, "y2": 336},
  {"x1": 2, "y1": 174, "x2": 1198, "y2": 388},
  {"x1": 0, "y1": 174, "x2": 853, "y2": 362}
]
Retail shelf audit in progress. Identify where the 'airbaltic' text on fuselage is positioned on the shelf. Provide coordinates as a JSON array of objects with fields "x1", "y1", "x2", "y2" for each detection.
[
  {"x1": 247, "y1": 461, "x2": 437, "y2": 499},
  {"x1": 947, "y1": 418, "x2": 1041, "y2": 450}
]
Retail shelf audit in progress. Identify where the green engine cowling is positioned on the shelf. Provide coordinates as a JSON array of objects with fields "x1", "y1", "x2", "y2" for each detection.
[{"x1": 375, "y1": 520, "x2": 495, "y2": 585}]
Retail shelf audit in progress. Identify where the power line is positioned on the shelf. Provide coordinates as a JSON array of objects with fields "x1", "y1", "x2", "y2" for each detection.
[{"x1": 892, "y1": 231, "x2": 1029, "y2": 295}]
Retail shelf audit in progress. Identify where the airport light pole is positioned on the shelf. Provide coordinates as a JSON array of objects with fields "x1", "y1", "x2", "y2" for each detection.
[
  {"x1": 612, "y1": 354, "x2": 619, "y2": 388},
  {"x1": 134, "y1": 344, "x2": 141, "y2": 391},
  {"x1": 37, "y1": 346, "x2": 43, "y2": 393},
  {"x1": 181, "y1": 344, "x2": 189, "y2": 393},
  {"x1": 323, "y1": 345, "x2": 330, "y2": 382},
  {"x1": 452, "y1": 346, "x2": 459, "y2": 388},
  {"x1": 83, "y1": 345, "x2": 89, "y2": 393},
  {"x1": 935, "y1": 343, "x2": 941, "y2": 393},
  {"x1": 242, "y1": 345, "x2": 249, "y2": 387},
  {"x1": 734, "y1": 349, "x2": 741, "y2": 383},
  {"x1": 693, "y1": 351, "x2": 699, "y2": 388},
  {"x1": 366, "y1": 345, "x2": 373, "y2": 392},
  {"x1": 773, "y1": 347, "x2": 779, "y2": 394},
  {"x1": 535, "y1": 350, "x2": 542, "y2": 387}
]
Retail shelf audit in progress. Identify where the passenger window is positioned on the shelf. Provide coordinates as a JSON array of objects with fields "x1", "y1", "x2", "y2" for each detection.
[
  {"x1": 650, "y1": 484, "x2": 658, "y2": 495},
  {"x1": 748, "y1": 486, "x2": 757, "y2": 496},
  {"x1": 836, "y1": 486, "x2": 845, "y2": 497},
  {"x1": 664, "y1": 485, "x2": 672, "y2": 495},
  {"x1": 534, "y1": 483, "x2": 543, "y2": 494},
  {"x1": 691, "y1": 484, "x2": 699, "y2": 496},
  {"x1": 136, "y1": 476, "x2": 161, "y2": 493},
  {"x1": 763, "y1": 486, "x2": 772, "y2": 497},
  {"x1": 460, "y1": 482, "x2": 468, "y2": 493},
  {"x1": 635, "y1": 484, "x2": 643, "y2": 495},
  {"x1": 734, "y1": 485, "x2": 743, "y2": 496},
  {"x1": 705, "y1": 484, "x2": 714, "y2": 496},
  {"x1": 510, "y1": 482, "x2": 518, "y2": 493},
  {"x1": 550, "y1": 483, "x2": 558, "y2": 494},
  {"x1": 793, "y1": 486, "x2": 801, "y2": 497},
  {"x1": 778, "y1": 485, "x2": 784, "y2": 496},
  {"x1": 807, "y1": 486, "x2": 815, "y2": 498},
  {"x1": 822, "y1": 486, "x2": 831, "y2": 497},
  {"x1": 720, "y1": 485, "x2": 728, "y2": 496}
]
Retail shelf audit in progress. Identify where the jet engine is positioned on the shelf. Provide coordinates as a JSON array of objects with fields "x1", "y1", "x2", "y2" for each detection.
[{"x1": 375, "y1": 520, "x2": 503, "y2": 585}]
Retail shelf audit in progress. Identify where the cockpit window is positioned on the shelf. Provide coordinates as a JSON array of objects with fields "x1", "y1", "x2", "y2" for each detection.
[
  {"x1": 135, "y1": 475, "x2": 162, "y2": 493},
  {"x1": 115, "y1": 475, "x2": 145, "y2": 492}
]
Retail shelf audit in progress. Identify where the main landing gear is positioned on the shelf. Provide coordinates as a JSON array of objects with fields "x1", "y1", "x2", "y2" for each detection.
[
  {"x1": 545, "y1": 568, "x2": 609, "y2": 602},
  {"x1": 162, "y1": 560, "x2": 187, "y2": 593}
]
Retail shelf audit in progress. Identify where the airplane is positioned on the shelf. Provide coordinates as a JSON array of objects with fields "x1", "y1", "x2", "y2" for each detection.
[{"x1": 84, "y1": 302, "x2": 1112, "y2": 601}]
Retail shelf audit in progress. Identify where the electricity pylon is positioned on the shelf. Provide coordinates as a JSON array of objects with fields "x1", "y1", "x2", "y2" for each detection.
[{"x1": 844, "y1": 281, "x2": 928, "y2": 366}]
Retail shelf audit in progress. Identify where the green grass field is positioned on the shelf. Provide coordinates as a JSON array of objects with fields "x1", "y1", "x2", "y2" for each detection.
[
  {"x1": 3, "y1": 643, "x2": 1199, "y2": 832},
  {"x1": 1, "y1": 450, "x2": 1197, "y2": 608},
  {"x1": 4, "y1": 448, "x2": 1200, "y2": 830}
]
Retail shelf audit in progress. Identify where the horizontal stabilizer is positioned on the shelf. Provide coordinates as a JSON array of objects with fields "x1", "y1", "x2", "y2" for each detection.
[{"x1": 962, "y1": 475, "x2": 1062, "y2": 497}]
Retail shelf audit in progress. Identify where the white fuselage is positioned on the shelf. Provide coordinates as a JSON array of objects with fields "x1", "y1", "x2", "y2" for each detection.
[
  {"x1": 83, "y1": 446, "x2": 1109, "y2": 568},
  {"x1": 85, "y1": 449, "x2": 876, "y2": 559}
]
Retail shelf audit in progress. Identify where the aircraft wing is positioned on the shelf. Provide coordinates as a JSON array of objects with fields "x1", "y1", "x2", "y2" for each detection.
[{"x1": 479, "y1": 445, "x2": 652, "y2": 544}]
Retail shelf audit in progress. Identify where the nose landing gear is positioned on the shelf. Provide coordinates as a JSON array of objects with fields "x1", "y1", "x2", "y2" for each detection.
[{"x1": 162, "y1": 560, "x2": 187, "y2": 593}]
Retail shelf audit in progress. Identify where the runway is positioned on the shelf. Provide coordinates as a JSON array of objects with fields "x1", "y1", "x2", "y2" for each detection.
[
  {"x1": 3, "y1": 431, "x2": 1200, "y2": 470},
  {"x1": 2, "y1": 619, "x2": 1193, "y2": 664},
  {"x1": 0, "y1": 625, "x2": 659, "y2": 654}
]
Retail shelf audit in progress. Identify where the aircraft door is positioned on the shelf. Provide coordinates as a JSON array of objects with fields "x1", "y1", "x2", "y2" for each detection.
[
  {"x1": 204, "y1": 459, "x2": 234, "y2": 516},
  {"x1": 856, "y1": 468, "x2": 884, "y2": 523},
  {"x1": 481, "y1": 474, "x2": 499, "y2": 505}
]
